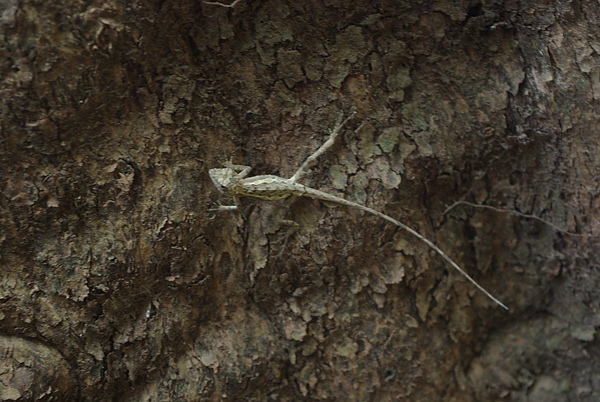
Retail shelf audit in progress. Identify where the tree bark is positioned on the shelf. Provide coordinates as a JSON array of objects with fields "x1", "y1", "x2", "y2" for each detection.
[{"x1": 1, "y1": 0, "x2": 599, "y2": 400}]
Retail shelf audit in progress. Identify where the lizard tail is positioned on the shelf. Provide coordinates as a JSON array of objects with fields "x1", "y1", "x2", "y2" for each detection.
[{"x1": 305, "y1": 188, "x2": 509, "y2": 310}]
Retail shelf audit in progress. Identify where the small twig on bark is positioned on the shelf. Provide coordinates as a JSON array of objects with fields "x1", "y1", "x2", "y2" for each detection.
[
  {"x1": 444, "y1": 200, "x2": 599, "y2": 238},
  {"x1": 203, "y1": 0, "x2": 243, "y2": 8}
]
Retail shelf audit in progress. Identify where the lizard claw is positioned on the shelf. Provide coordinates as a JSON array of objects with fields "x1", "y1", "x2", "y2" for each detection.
[{"x1": 208, "y1": 201, "x2": 239, "y2": 216}]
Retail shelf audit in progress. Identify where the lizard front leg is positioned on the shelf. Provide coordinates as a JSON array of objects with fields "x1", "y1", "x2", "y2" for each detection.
[
  {"x1": 209, "y1": 198, "x2": 241, "y2": 212},
  {"x1": 224, "y1": 161, "x2": 252, "y2": 179}
]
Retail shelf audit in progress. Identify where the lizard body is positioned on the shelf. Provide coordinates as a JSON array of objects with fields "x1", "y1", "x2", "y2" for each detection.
[{"x1": 209, "y1": 115, "x2": 508, "y2": 310}]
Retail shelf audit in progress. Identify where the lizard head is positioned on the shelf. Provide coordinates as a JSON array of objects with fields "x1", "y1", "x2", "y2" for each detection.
[{"x1": 208, "y1": 168, "x2": 234, "y2": 193}]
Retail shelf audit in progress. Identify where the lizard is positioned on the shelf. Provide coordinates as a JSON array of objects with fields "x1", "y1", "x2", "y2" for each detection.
[{"x1": 209, "y1": 114, "x2": 509, "y2": 310}]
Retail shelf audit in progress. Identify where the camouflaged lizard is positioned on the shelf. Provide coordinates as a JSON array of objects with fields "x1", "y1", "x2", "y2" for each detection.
[{"x1": 209, "y1": 114, "x2": 508, "y2": 310}]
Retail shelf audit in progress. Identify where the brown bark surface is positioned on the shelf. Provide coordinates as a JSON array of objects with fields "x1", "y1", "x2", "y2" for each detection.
[{"x1": 1, "y1": 0, "x2": 599, "y2": 400}]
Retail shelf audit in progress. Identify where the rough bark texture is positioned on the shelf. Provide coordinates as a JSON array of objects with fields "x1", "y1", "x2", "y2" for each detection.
[{"x1": 1, "y1": 0, "x2": 599, "y2": 400}]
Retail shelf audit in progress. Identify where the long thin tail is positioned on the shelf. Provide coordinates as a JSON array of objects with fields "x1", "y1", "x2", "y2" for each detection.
[{"x1": 307, "y1": 189, "x2": 508, "y2": 310}]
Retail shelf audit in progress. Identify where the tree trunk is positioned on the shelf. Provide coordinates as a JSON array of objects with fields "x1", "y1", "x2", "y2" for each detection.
[{"x1": 1, "y1": 0, "x2": 599, "y2": 400}]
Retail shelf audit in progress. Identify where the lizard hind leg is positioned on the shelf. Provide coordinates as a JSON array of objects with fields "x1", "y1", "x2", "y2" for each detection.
[{"x1": 289, "y1": 112, "x2": 356, "y2": 183}]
